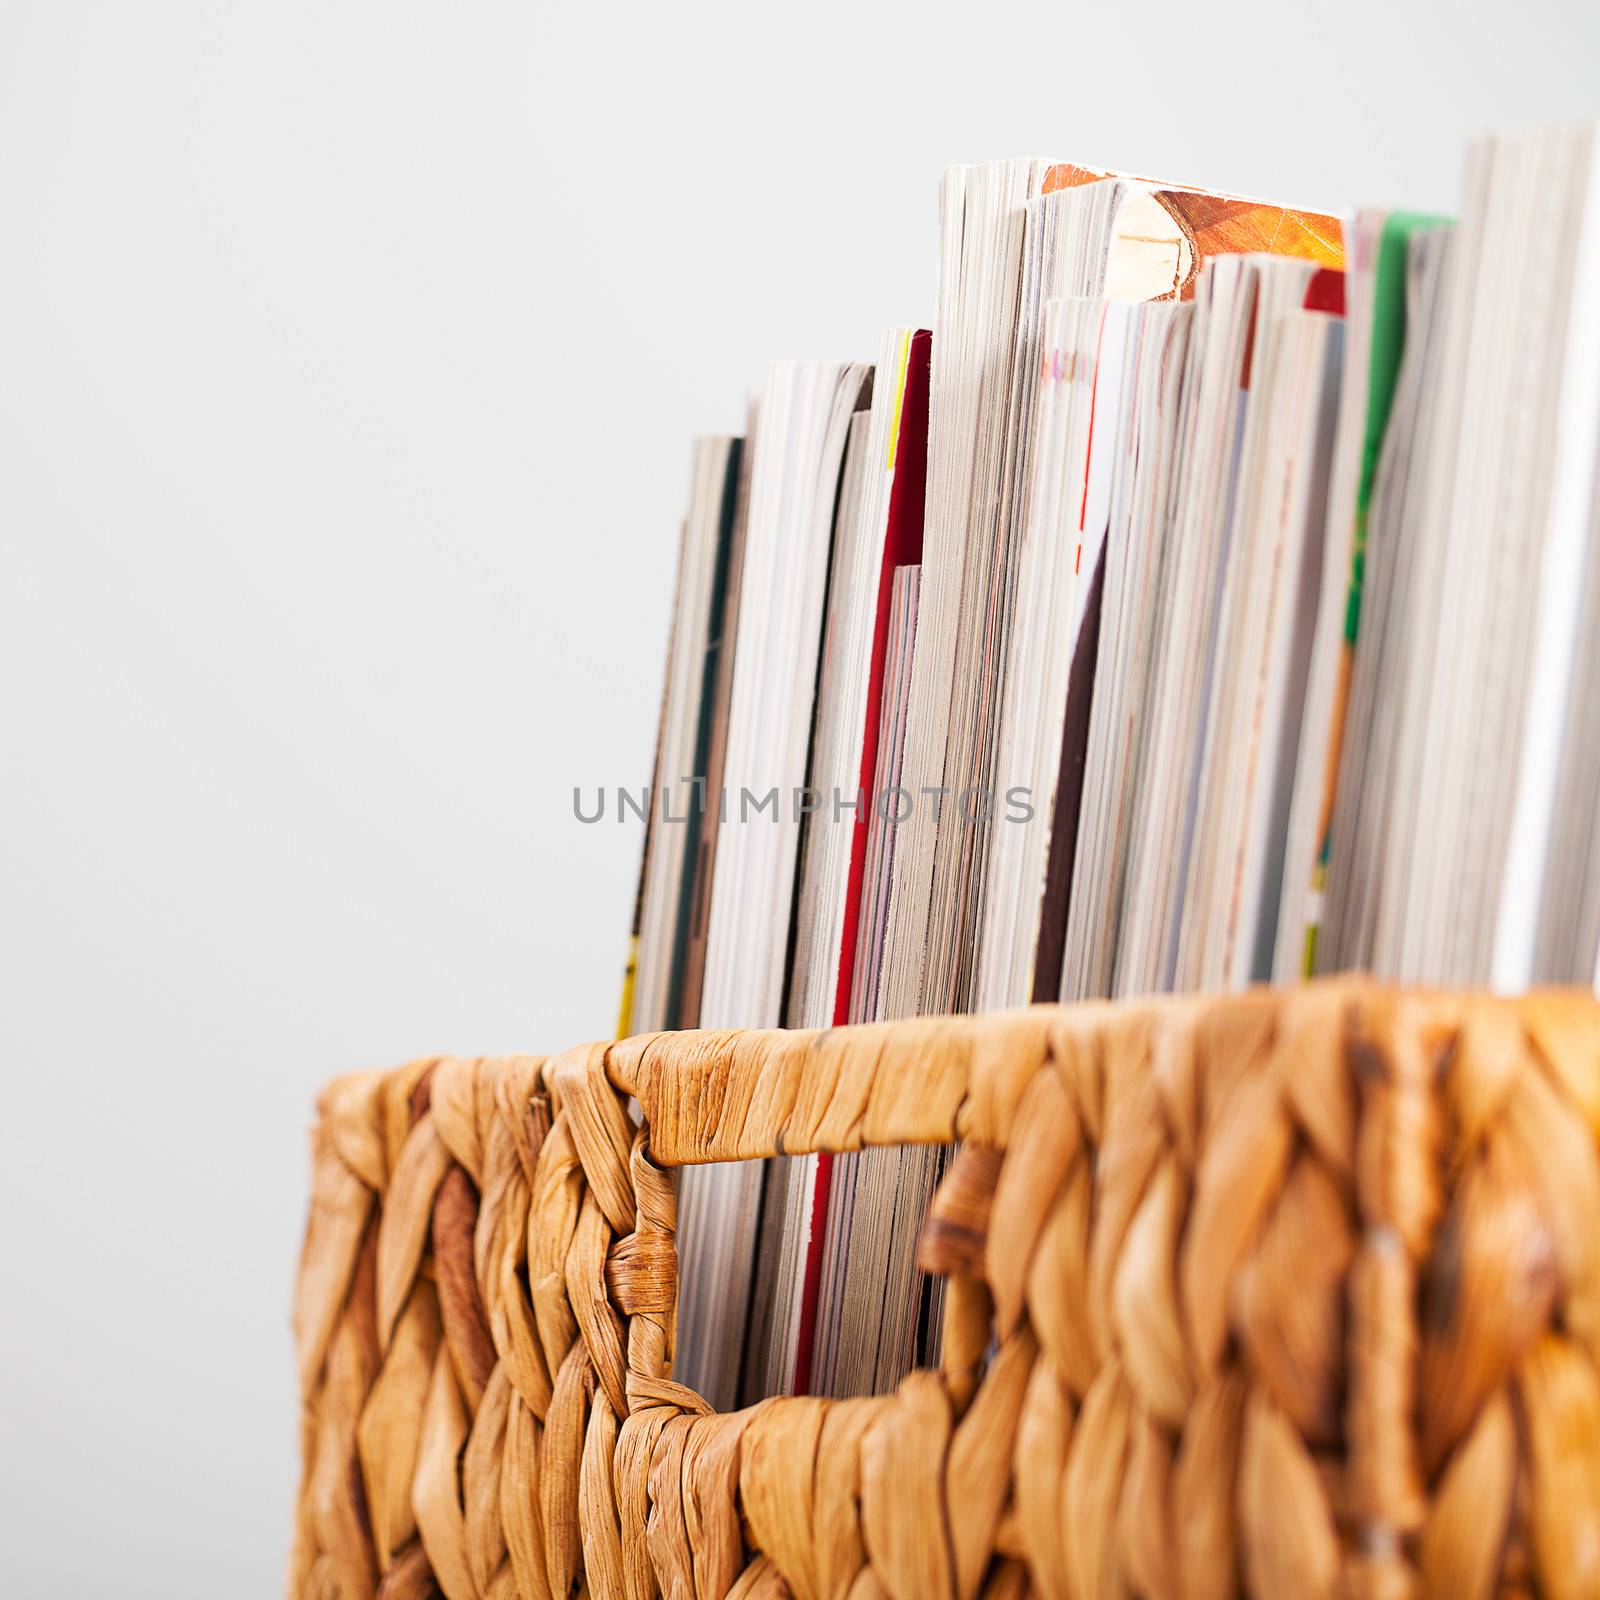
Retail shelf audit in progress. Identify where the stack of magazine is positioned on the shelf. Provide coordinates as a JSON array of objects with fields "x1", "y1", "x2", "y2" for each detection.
[{"x1": 606, "y1": 123, "x2": 1600, "y2": 1409}]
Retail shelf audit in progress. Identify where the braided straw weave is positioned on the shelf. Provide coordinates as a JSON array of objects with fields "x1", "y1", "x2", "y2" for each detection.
[{"x1": 290, "y1": 981, "x2": 1600, "y2": 1599}]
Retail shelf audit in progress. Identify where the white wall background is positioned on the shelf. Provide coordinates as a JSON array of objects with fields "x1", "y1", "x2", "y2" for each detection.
[{"x1": 1, "y1": 1, "x2": 1595, "y2": 1589}]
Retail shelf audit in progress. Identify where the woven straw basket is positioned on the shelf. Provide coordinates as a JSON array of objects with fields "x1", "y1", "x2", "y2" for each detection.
[{"x1": 290, "y1": 981, "x2": 1600, "y2": 1599}]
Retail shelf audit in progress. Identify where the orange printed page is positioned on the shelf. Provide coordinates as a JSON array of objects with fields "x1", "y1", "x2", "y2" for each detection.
[{"x1": 1043, "y1": 161, "x2": 1343, "y2": 299}]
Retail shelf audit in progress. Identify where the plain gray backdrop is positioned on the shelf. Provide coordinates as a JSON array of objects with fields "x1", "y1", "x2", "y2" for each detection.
[{"x1": 2, "y1": 0, "x2": 1596, "y2": 1589}]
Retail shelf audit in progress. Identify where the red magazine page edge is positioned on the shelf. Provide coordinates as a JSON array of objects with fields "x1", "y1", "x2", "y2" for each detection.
[{"x1": 792, "y1": 329, "x2": 931, "y2": 1396}]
